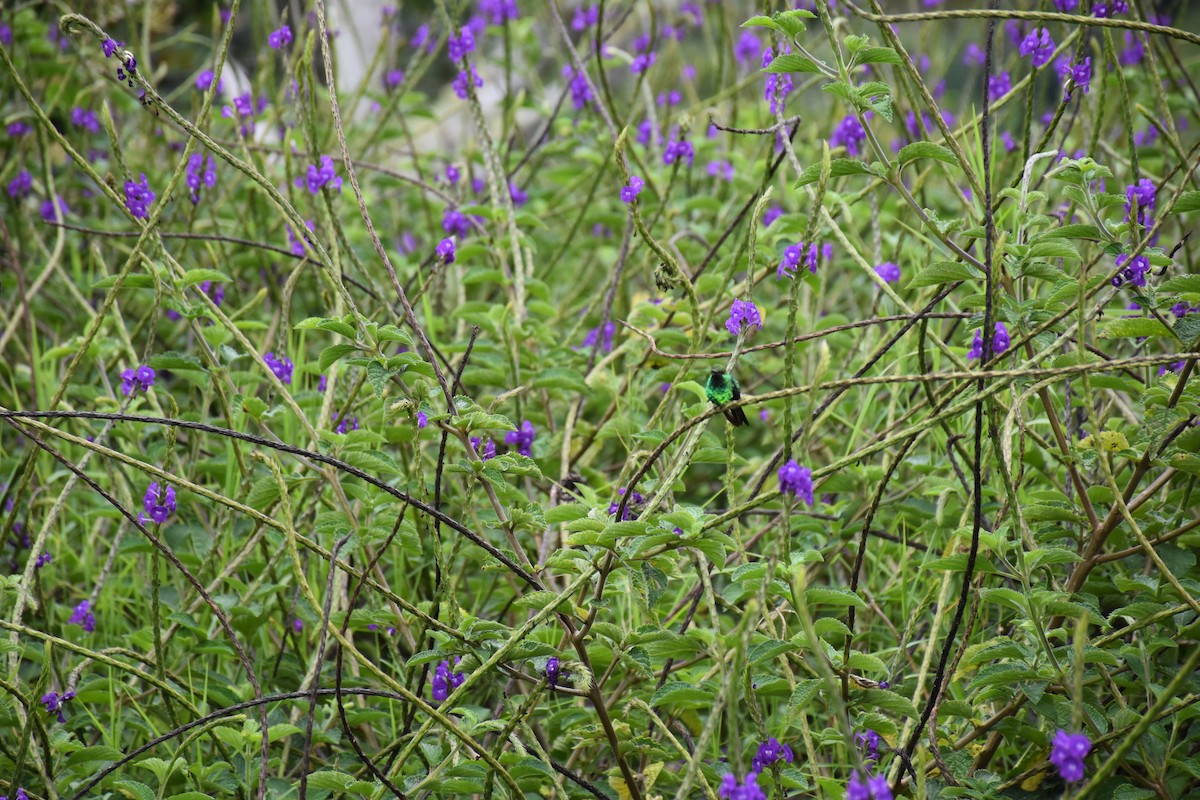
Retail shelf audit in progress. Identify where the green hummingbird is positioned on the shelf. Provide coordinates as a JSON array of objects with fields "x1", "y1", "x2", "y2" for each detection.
[{"x1": 705, "y1": 369, "x2": 748, "y2": 426}]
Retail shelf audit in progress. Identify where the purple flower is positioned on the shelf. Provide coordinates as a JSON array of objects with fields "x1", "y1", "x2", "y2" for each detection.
[
  {"x1": 264, "y1": 351, "x2": 294, "y2": 384},
  {"x1": 663, "y1": 138, "x2": 694, "y2": 166},
  {"x1": 383, "y1": 68, "x2": 405, "y2": 90},
  {"x1": 185, "y1": 154, "x2": 217, "y2": 204},
  {"x1": 1120, "y1": 31, "x2": 1145, "y2": 66},
  {"x1": 102, "y1": 38, "x2": 121, "y2": 58},
  {"x1": 546, "y1": 656, "x2": 562, "y2": 686},
  {"x1": 762, "y1": 206, "x2": 784, "y2": 228},
  {"x1": 7, "y1": 120, "x2": 30, "y2": 137},
  {"x1": 431, "y1": 658, "x2": 466, "y2": 702},
  {"x1": 1049, "y1": 730, "x2": 1092, "y2": 783},
  {"x1": 750, "y1": 738, "x2": 794, "y2": 774},
  {"x1": 287, "y1": 220, "x2": 315, "y2": 257},
  {"x1": 436, "y1": 237, "x2": 456, "y2": 263},
  {"x1": 1093, "y1": 0, "x2": 1129, "y2": 17},
  {"x1": 471, "y1": 436, "x2": 496, "y2": 460},
  {"x1": 120, "y1": 364, "x2": 156, "y2": 396},
  {"x1": 1063, "y1": 57, "x2": 1092, "y2": 95},
  {"x1": 448, "y1": 28, "x2": 476, "y2": 61},
  {"x1": 479, "y1": 0, "x2": 519, "y2": 25},
  {"x1": 443, "y1": 207, "x2": 471, "y2": 237},
  {"x1": 69, "y1": 600, "x2": 96, "y2": 633},
  {"x1": 39, "y1": 195, "x2": 69, "y2": 222},
  {"x1": 988, "y1": 71, "x2": 1011, "y2": 97},
  {"x1": 417, "y1": 410, "x2": 428, "y2": 429},
  {"x1": 655, "y1": 89, "x2": 682, "y2": 108},
  {"x1": 967, "y1": 322, "x2": 1011, "y2": 359},
  {"x1": 856, "y1": 729, "x2": 882, "y2": 763},
  {"x1": 0, "y1": 23, "x2": 11, "y2": 47},
  {"x1": 41, "y1": 690, "x2": 75, "y2": 723},
  {"x1": 831, "y1": 115, "x2": 867, "y2": 156},
  {"x1": 508, "y1": 182, "x2": 527, "y2": 206},
  {"x1": 268, "y1": 24, "x2": 293, "y2": 49},
  {"x1": 735, "y1": 30, "x2": 761, "y2": 64},
  {"x1": 846, "y1": 770, "x2": 892, "y2": 800},
  {"x1": 572, "y1": 4, "x2": 599, "y2": 32},
  {"x1": 318, "y1": 374, "x2": 328, "y2": 392},
  {"x1": 335, "y1": 415, "x2": 359, "y2": 435},
  {"x1": 778, "y1": 244, "x2": 804, "y2": 281},
  {"x1": 7, "y1": 169, "x2": 32, "y2": 199},
  {"x1": 778, "y1": 459, "x2": 814, "y2": 505},
  {"x1": 35, "y1": 552, "x2": 52, "y2": 569},
  {"x1": 621, "y1": 175, "x2": 645, "y2": 204},
  {"x1": 195, "y1": 69, "x2": 224, "y2": 93},
  {"x1": 1124, "y1": 178, "x2": 1155, "y2": 225},
  {"x1": 762, "y1": 45, "x2": 794, "y2": 114},
  {"x1": 875, "y1": 261, "x2": 901, "y2": 283},
  {"x1": 141, "y1": 482, "x2": 177, "y2": 525},
  {"x1": 963, "y1": 43, "x2": 984, "y2": 66},
  {"x1": 1113, "y1": 253, "x2": 1150, "y2": 288},
  {"x1": 726, "y1": 299, "x2": 762, "y2": 338},
  {"x1": 70, "y1": 107, "x2": 100, "y2": 133},
  {"x1": 564, "y1": 66, "x2": 593, "y2": 110},
  {"x1": 505, "y1": 420, "x2": 536, "y2": 457},
  {"x1": 631, "y1": 51, "x2": 656, "y2": 74},
  {"x1": 707, "y1": 160, "x2": 735, "y2": 182},
  {"x1": 1053, "y1": 0, "x2": 1079, "y2": 9},
  {"x1": 1019, "y1": 28, "x2": 1055, "y2": 68},
  {"x1": 124, "y1": 173, "x2": 156, "y2": 219},
  {"x1": 579, "y1": 321, "x2": 616, "y2": 353},
  {"x1": 410, "y1": 24, "x2": 435, "y2": 52},
  {"x1": 297, "y1": 155, "x2": 342, "y2": 195},
  {"x1": 718, "y1": 772, "x2": 766, "y2": 800},
  {"x1": 453, "y1": 65, "x2": 483, "y2": 99},
  {"x1": 608, "y1": 487, "x2": 645, "y2": 521},
  {"x1": 1000, "y1": 131, "x2": 1016, "y2": 152}
]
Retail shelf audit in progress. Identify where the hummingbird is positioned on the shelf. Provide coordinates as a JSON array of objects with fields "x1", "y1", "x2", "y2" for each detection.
[{"x1": 705, "y1": 369, "x2": 748, "y2": 426}]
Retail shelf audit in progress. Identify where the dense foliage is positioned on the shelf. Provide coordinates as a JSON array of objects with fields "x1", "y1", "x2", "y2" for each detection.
[{"x1": 2, "y1": 2, "x2": 1199, "y2": 799}]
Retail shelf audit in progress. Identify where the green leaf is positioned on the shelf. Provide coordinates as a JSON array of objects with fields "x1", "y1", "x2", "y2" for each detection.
[
  {"x1": 1027, "y1": 240, "x2": 1082, "y2": 260},
  {"x1": 295, "y1": 316, "x2": 358, "y2": 339},
  {"x1": 532, "y1": 367, "x2": 589, "y2": 393},
  {"x1": 788, "y1": 678, "x2": 823, "y2": 710},
  {"x1": 318, "y1": 343, "x2": 359, "y2": 372},
  {"x1": 764, "y1": 54, "x2": 821, "y2": 74},
  {"x1": 305, "y1": 770, "x2": 356, "y2": 791},
  {"x1": 180, "y1": 268, "x2": 231, "y2": 287},
  {"x1": 1175, "y1": 315, "x2": 1200, "y2": 347},
  {"x1": 112, "y1": 780, "x2": 157, "y2": 800},
  {"x1": 805, "y1": 587, "x2": 866, "y2": 609},
  {"x1": 1098, "y1": 318, "x2": 1175, "y2": 339},
  {"x1": 858, "y1": 688, "x2": 917, "y2": 718},
  {"x1": 1168, "y1": 191, "x2": 1200, "y2": 214},
  {"x1": 907, "y1": 260, "x2": 981, "y2": 288},
  {"x1": 1034, "y1": 223, "x2": 1104, "y2": 241},
  {"x1": 793, "y1": 158, "x2": 874, "y2": 187},
  {"x1": 897, "y1": 141, "x2": 957, "y2": 168},
  {"x1": 854, "y1": 46, "x2": 903, "y2": 65},
  {"x1": 651, "y1": 682, "x2": 714, "y2": 709},
  {"x1": 741, "y1": 10, "x2": 814, "y2": 38}
]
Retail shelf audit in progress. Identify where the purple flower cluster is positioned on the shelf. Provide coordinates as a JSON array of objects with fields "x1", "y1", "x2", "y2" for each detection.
[
  {"x1": 222, "y1": 93, "x2": 268, "y2": 136},
  {"x1": 778, "y1": 242, "x2": 828, "y2": 280},
  {"x1": 718, "y1": 772, "x2": 765, "y2": 800},
  {"x1": 967, "y1": 322, "x2": 1011, "y2": 359},
  {"x1": 846, "y1": 770, "x2": 892, "y2": 800},
  {"x1": 431, "y1": 657, "x2": 466, "y2": 701},
  {"x1": 621, "y1": 175, "x2": 645, "y2": 204},
  {"x1": 831, "y1": 115, "x2": 867, "y2": 157},
  {"x1": 120, "y1": 364, "x2": 156, "y2": 396},
  {"x1": 987, "y1": 72, "x2": 1011, "y2": 98},
  {"x1": 0, "y1": 788, "x2": 31, "y2": 800},
  {"x1": 735, "y1": 31, "x2": 761, "y2": 65},
  {"x1": 750, "y1": 738, "x2": 793, "y2": 774},
  {"x1": 264, "y1": 351, "x2": 294, "y2": 384},
  {"x1": 1019, "y1": 28, "x2": 1055, "y2": 68},
  {"x1": 124, "y1": 173, "x2": 156, "y2": 219},
  {"x1": 288, "y1": 220, "x2": 315, "y2": 257},
  {"x1": 762, "y1": 45, "x2": 794, "y2": 114},
  {"x1": 471, "y1": 436, "x2": 496, "y2": 460},
  {"x1": 141, "y1": 482, "x2": 177, "y2": 525},
  {"x1": 726, "y1": 299, "x2": 762, "y2": 338},
  {"x1": 579, "y1": 321, "x2": 616, "y2": 353},
  {"x1": 436, "y1": 237, "x2": 456, "y2": 263},
  {"x1": 875, "y1": 262, "x2": 901, "y2": 284},
  {"x1": 608, "y1": 487, "x2": 645, "y2": 521},
  {"x1": 1093, "y1": 0, "x2": 1129, "y2": 16},
  {"x1": 268, "y1": 24, "x2": 293, "y2": 49},
  {"x1": 71, "y1": 107, "x2": 100, "y2": 134},
  {"x1": 763, "y1": 206, "x2": 783, "y2": 227},
  {"x1": 196, "y1": 69, "x2": 224, "y2": 93},
  {"x1": 1049, "y1": 730, "x2": 1092, "y2": 783},
  {"x1": 298, "y1": 155, "x2": 342, "y2": 195},
  {"x1": 1112, "y1": 253, "x2": 1150, "y2": 288},
  {"x1": 572, "y1": 4, "x2": 599, "y2": 32},
  {"x1": 1120, "y1": 31, "x2": 1144, "y2": 66},
  {"x1": 856, "y1": 729, "x2": 882, "y2": 763},
  {"x1": 1124, "y1": 178, "x2": 1155, "y2": 225},
  {"x1": 39, "y1": 196, "x2": 69, "y2": 223},
  {"x1": 7, "y1": 120, "x2": 30, "y2": 137},
  {"x1": 663, "y1": 138, "x2": 694, "y2": 166},
  {"x1": 42, "y1": 690, "x2": 76, "y2": 723},
  {"x1": 479, "y1": 0, "x2": 519, "y2": 25},
  {"x1": 564, "y1": 66, "x2": 593, "y2": 110},
  {"x1": 448, "y1": 28, "x2": 476, "y2": 61},
  {"x1": 335, "y1": 416, "x2": 359, "y2": 434},
  {"x1": 778, "y1": 459, "x2": 814, "y2": 505},
  {"x1": 546, "y1": 656, "x2": 564, "y2": 686},
  {"x1": 69, "y1": 599, "x2": 96, "y2": 632},
  {"x1": 7, "y1": 169, "x2": 32, "y2": 199},
  {"x1": 707, "y1": 160, "x2": 735, "y2": 181},
  {"x1": 505, "y1": 420, "x2": 536, "y2": 457},
  {"x1": 417, "y1": 410, "x2": 429, "y2": 429},
  {"x1": 186, "y1": 154, "x2": 217, "y2": 203},
  {"x1": 453, "y1": 65, "x2": 483, "y2": 99}
]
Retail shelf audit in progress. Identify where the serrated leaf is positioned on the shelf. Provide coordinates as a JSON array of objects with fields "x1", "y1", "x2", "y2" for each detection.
[
  {"x1": 858, "y1": 688, "x2": 917, "y2": 718},
  {"x1": 907, "y1": 260, "x2": 981, "y2": 288},
  {"x1": 1098, "y1": 318, "x2": 1174, "y2": 339},
  {"x1": 318, "y1": 343, "x2": 360, "y2": 372},
  {"x1": 533, "y1": 367, "x2": 589, "y2": 393},
  {"x1": 854, "y1": 46, "x2": 903, "y2": 65},
  {"x1": 897, "y1": 141, "x2": 957, "y2": 168},
  {"x1": 112, "y1": 781, "x2": 157, "y2": 800},
  {"x1": 650, "y1": 682, "x2": 714, "y2": 709},
  {"x1": 764, "y1": 54, "x2": 821, "y2": 74},
  {"x1": 305, "y1": 771, "x2": 356, "y2": 791},
  {"x1": 1028, "y1": 240, "x2": 1082, "y2": 260},
  {"x1": 805, "y1": 587, "x2": 865, "y2": 609},
  {"x1": 788, "y1": 678, "x2": 823, "y2": 710},
  {"x1": 794, "y1": 158, "x2": 873, "y2": 187},
  {"x1": 1174, "y1": 315, "x2": 1200, "y2": 347},
  {"x1": 180, "y1": 268, "x2": 231, "y2": 287},
  {"x1": 1168, "y1": 191, "x2": 1200, "y2": 214}
]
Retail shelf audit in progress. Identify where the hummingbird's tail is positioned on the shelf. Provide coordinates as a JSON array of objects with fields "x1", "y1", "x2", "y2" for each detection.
[{"x1": 724, "y1": 405, "x2": 748, "y2": 426}]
